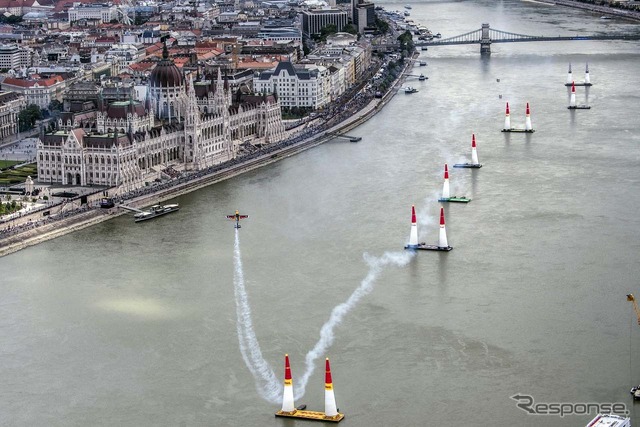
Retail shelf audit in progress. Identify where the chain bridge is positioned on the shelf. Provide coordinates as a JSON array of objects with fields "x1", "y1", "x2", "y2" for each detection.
[{"x1": 415, "y1": 23, "x2": 640, "y2": 53}]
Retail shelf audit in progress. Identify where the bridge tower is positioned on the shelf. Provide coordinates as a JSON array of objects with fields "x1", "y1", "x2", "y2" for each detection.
[{"x1": 480, "y1": 23, "x2": 491, "y2": 54}]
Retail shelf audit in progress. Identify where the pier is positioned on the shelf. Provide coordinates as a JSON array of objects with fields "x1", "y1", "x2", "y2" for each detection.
[
  {"x1": 117, "y1": 205, "x2": 144, "y2": 214},
  {"x1": 502, "y1": 128, "x2": 535, "y2": 133},
  {"x1": 329, "y1": 132, "x2": 362, "y2": 142}
]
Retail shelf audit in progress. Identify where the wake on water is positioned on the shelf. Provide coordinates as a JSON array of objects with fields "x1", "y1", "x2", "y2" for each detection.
[{"x1": 232, "y1": 229, "x2": 415, "y2": 403}]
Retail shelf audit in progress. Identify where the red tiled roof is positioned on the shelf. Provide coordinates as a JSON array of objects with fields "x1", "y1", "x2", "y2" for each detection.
[
  {"x1": 3, "y1": 75, "x2": 64, "y2": 88},
  {"x1": 129, "y1": 62, "x2": 155, "y2": 72},
  {"x1": 0, "y1": 0, "x2": 39, "y2": 7},
  {"x1": 145, "y1": 43, "x2": 162, "y2": 55},
  {"x1": 53, "y1": 0, "x2": 92, "y2": 12},
  {"x1": 173, "y1": 57, "x2": 190, "y2": 68},
  {"x1": 236, "y1": 60, "x2": 279, "y2": 70}
]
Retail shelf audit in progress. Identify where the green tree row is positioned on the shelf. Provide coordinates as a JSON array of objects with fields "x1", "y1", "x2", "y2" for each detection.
[
  {"x1": 0, "y1": 199, "x2": 23, "y2": 216},
  {"x1": 312, "y1": 23, "x2": 358, "y2": 43},
  {"x1": 17, "y1": 104, "x2": 43, "y2": 132},
  {"x1": 397, "y1": 31, "x2": 415, "y2": 58}
]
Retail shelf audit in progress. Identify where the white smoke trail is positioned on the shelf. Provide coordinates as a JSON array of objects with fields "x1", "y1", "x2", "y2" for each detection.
[
  {"x1": 233, "y1": 229, "x2": 415, "y2": 403},
  {"x1": 294, "y1": 250, "x2": 415, "y2": 398},
  {"x1": 233, "y1": 229, "x2": 281, "y2": 402}
]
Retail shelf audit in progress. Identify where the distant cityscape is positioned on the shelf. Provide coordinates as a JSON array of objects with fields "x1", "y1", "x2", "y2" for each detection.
[{"x1": 0, "y1": 0, "x2": 389, "y2": 194}]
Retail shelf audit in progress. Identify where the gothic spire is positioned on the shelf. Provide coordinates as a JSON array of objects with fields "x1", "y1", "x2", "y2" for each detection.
[{"x1": 162, "y1": 40, "x2": 169, "y2": 60}]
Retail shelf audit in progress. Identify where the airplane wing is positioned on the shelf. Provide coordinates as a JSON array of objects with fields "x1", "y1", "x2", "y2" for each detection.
[
  {"x1": 239, "y1": 215, "x2": 249, "y2": 219},
  {"x1": 226, "y1": 215, "x2": 236, "y2": 219}
]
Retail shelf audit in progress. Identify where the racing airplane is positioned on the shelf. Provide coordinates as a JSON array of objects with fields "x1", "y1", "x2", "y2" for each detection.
[{"x1": 226, "y1": 210, "x2": 249, "y2": 228}]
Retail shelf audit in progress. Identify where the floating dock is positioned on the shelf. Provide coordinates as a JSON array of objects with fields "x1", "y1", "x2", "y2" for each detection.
[
  {"x1": 453, "y1": 163, "x2": 482, "y2": 168},
  {"x1": 275, "y1": 356, "x2": 344, "y2": 422},
  {"x1": 502, "y1": 103, "x2": 534, "y2": 132},
  {"x1": 404, "y1": 207, "x2": 453, "y2": 251},
  {"x1": 405, "y1": 243, "x2": 453, "y2": 251},
  {"x1": 438, "y1": 197, "x2": 471, "y2": 203},
  {"x1": 565, "y1": 63, "x2": 592, "y2": 86},
  {"x1": 275, "y1": 410, "x2": 345, "y2": 422},
  {"x1": 439, "y1": 164, "x2": 470, "y2": 201},
  {"x1": 452, "y1": 134, "x2": 482, "y2": 168},
  {"x1": 501, "y1": 128, "x2": 534, "y2": 133},
  {"x1": 568, "y1": 105, "x2": 591, "y2": 110},
  {"x1": 565, "y1": 82, "x2": 592, "y2": 87}
]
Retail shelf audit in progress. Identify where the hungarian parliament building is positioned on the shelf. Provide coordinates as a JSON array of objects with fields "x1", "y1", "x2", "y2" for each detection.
[{"x1": 36, "y1": 46, "x2": 286, "y2": 192}]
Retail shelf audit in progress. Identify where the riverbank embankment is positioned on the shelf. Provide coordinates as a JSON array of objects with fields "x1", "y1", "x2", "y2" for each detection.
[
  {"x1": 553, "y1": 0, "x2": 640, "y2": 21},
  {"x1": 0, "y1": 55, "x2": 418, "y2": 258}
]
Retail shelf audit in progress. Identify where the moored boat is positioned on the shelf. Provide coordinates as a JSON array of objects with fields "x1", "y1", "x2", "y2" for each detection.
[
  {"x1": 584, "y1": 414, "x2": 630, "y2": 427},
  {"x1": 134, "y1": 204, "x2": 180, "y2": 222},
  {"x1": 630, "y1": 384, "x2": 640, "y2": 400}
]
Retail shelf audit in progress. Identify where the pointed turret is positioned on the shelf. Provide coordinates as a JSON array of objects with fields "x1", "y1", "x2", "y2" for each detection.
[
  {"x1": 525, "y1": 103, "x2": 533, "y2": 131},
  {"x1": 324, "y1": 358, "x2": 339, "y2": 418},
  {"x1": 503, "y1": 102, "x2": 511, "y2": 130},
  {"x1": 442, "y1": 163, "x2": 450, "y2": 199},
  {"x1": 471, "y1": 134, "x2": 479, "y2": 165},
  {"x1": 281, "y1": 354, "x2": 295, "y2": 413},
  {"x1": 438, "y1": 207, "x2": 449, "y2": 249}
]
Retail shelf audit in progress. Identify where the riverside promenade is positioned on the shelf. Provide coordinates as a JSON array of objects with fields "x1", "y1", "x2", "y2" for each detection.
[
  {"x1": 0, "y1": 54, "x2": 418, "y2": 257},
  {"x1": 553, "y1": 0, "x2": 640, "y2": 21}
]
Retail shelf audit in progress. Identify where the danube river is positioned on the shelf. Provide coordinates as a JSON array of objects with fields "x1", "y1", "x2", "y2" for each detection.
[{"x1": 3, "y1": 1, "x2": 640, "y2": 425}]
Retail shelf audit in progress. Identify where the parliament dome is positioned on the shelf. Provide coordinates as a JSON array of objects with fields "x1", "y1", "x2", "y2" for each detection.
[{"x1": 149, "y1": 43, "x2": 183, "y2": 88}]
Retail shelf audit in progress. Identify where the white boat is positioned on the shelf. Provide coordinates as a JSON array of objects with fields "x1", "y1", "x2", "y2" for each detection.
[
  {"x1": 404, "y1": 87, "x2": 418, "y2": 94},
  {"x1": 404, "y1": 4, "x2": 412, "y2": 9},
  {"x1": 418, "y1": 74, "x2": 427, "y2": 81},
  {"x1": 404, "y1": 10, "x2": 410, "y2": 16},
  {"x1": 134, "y1": 204, "x2": 180, "y2": 222},
  {"x1": 419, "y1": 60, "x2": 427, "y2": 66},
  {"x1": 585, "y1": 414, "x2": 630, "y2": 427}
]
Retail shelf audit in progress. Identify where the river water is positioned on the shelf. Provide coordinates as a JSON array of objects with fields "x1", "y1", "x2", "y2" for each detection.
[{"x1": 2, "y1": 1, "x2": 640, "y2": 426}]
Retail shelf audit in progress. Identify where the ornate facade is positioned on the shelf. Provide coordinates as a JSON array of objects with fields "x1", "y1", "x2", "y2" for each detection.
[{"x1": 37, "y1": 45, "x2": 285, "y2": 191}]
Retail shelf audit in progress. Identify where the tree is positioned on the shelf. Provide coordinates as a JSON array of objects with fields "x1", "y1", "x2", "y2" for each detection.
[
  {"x1": 314, "y1": 24, "x2": 338, "y2": 43},
  {"x1": 0, "y1": 15, "x2": 23, "y2": 24},
  {"x1": 342, "y1": 24, "x2": 357, "y2": 35},
  {"x1": 48, "y1": 100, "x2": 63, "y2": 112},
  {"x1": 18, "y1": 104, "x2": 43, "y2": 132},
  {"x1": 397, "y1": 30, "x2": 415, "y2": 58},
  {"x1": 374, "y1": 16, "x2": 389, "y2": 34},
  {"x1": 134, "y1": 15, "x2": 148, "y2": 26}
]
